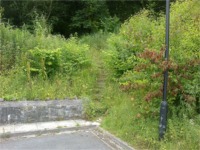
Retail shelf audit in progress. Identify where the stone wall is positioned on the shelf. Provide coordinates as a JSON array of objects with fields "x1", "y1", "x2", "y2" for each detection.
[{"x1": 0, "y1": 100, "x2": 83, "y2": 125}]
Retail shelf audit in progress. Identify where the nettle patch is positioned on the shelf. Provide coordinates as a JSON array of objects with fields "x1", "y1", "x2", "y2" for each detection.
[{"x1": 24, "y1": 38, "x2": 91, "y2": 79}]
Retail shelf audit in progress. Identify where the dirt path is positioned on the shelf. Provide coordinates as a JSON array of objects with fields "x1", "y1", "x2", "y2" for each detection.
[{"x1": 91, "y1": 49, "x2": 107, "y2": 101}]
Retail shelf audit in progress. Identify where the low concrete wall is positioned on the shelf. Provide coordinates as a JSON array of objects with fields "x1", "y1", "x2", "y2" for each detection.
[{"x1": 0, "y1": 100, "x2": 83, "y2": 125}]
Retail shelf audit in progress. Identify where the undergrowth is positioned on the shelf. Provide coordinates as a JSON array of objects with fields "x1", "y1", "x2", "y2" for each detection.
[
  {"x1": 101, "y1": 82, "x2": 200, "y2": 150},
  {"x1": 0, "y1": 69, "x2": 96, "y2": 100},
  {"x1": 0, "y1": 15, "x2": 97, "y2": 100}
]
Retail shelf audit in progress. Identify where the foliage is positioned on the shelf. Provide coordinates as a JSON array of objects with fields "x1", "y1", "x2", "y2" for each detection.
[
  {"x1": 25, "y1": 38, "x2": 90, "y2": 78},
  {"x1": 101, "y1": 84, "x2": 200, "y2": 149},
  {"x1": 0, "y1": 16, "x2": 90, "y2": 73},
  {"x1": 79, "y1": 31, "x2": 109, "y2": 50},
  {"x1": 98, "y1": 1, "x2": 200, "y2": 149},
  {"x1": 0, "y1": 68, "x2": 96, "y2": 100},
  {"x1": 1, "y1": 0, "x2": 166, "y2": 37},
  {"x1": 71, "y1": 0, "x2": 109, "y2": 33},
  {"x1": 100, "y1": 16, "x2": 121, "y2": 33},
  {"x1": 104, "y1": 10, "x2": 157, "y2": 77},
  {"x1": 0, "y1": 16, "x2": 92, "y2": 100},
  {"x1": 105, "y1": 0, "x2": 200, "y2": 117},
  {"x1": 33, "y1": 14, "x2": 52, "y2": 36}
]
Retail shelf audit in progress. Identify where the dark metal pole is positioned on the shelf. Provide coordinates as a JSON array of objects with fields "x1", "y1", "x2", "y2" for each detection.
[{"x1": 159, "y1": 0, "x2": 170, "y2": 140}]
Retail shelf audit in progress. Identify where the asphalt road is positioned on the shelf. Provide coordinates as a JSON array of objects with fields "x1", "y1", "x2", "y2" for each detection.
[{"x1": 0, "y1": 130, "x2": 112, "y2": 150}]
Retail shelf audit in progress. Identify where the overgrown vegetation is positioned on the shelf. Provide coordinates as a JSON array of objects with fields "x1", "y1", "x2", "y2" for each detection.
[
  {"x1": 102, "y1": 0, "x2": 200, "y2": 149},
  {"x1": 0, "y1": 0, "x2": 199, "y2": 149},
  {"x1": 0, "y1": 15, "x2": 96, "y2": 100}
]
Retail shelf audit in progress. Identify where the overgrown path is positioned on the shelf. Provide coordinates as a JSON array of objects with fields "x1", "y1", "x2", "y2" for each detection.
[
  {"x1": 91, "y1": 49, "x2": 107, "y2": 101},
  {"x1": 83, "y1": 35, "x2": 111, "y2": 117}
]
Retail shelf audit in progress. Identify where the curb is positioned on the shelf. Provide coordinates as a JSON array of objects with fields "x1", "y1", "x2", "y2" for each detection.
[
  {"x1": 0, "y1": 125, "x2": 98, "y2": 140},
  {"x1": 92, "y1": 127, "x2": 135, "y2": 150},
  {"x1": 0, "y1": 120, "x2": 99, "y2": 139}
]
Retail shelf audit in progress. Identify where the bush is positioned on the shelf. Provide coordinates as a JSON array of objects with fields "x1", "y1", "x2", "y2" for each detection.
[
  {"x1": 105, "y1": 0, "x2": 200, "y2": 117},
  {"x1": 0, "y1": 16, "x2": 91, "y2": 77},
  {"x1": 24, "y1": 37, "x2": 90, "y2": 78},
  {"x1": 0, "y1": 15, "x2": 92, "y2": 100}
]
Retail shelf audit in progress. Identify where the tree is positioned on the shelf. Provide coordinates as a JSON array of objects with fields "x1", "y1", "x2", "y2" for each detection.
[{"x1": 70, "y1": 0, "x2": 109, "y2": 33}]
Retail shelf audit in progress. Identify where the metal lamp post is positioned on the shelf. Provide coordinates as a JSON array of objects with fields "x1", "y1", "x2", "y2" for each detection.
[{"x1": 159, "y1": 0, "x2": 170, "y2": 140}]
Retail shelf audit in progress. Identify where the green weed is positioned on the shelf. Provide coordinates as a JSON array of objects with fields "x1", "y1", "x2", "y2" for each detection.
[{"x1": 101, "y1": 82, "x2": 200, "y2": 150}]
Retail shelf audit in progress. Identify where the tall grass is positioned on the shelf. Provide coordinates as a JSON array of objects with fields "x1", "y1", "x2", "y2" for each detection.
[
  {"x1": 0, "y1": 15, "x2": 97, "y2": 100},
  {"x1": 100, "y1": 81, "x2": 200, "y2": 150}
]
